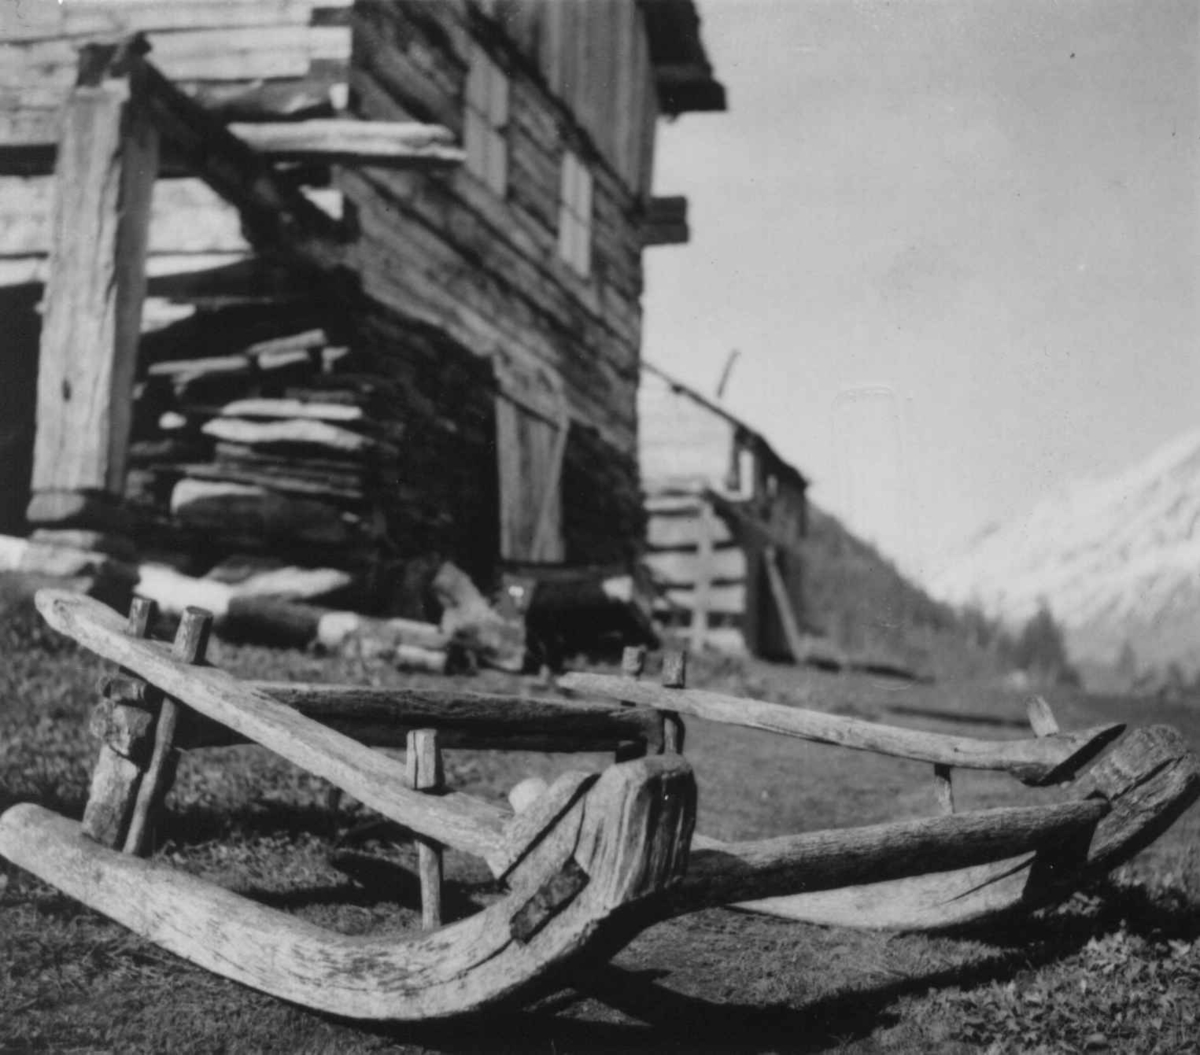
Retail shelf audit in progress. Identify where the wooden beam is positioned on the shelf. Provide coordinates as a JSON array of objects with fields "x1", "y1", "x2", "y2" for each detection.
[
  {"x1": 675, "y1": 799, "x2": 1108, "y2": 912},
  {"x1": 641, "y1": 195, "x2": 689, "y2": 247},
  {"x1": 229, "y1": 120, "x2": 463, "y2": 166},
  {"x1": 28, "y1": 40, "x2": 158, "y2": 519},
  {"x1": 556, "y1": 671, "x2": 1125, "y2": 787},
  {"x1": 127, "y1": 36, "x2": 346, "y2": 274}
]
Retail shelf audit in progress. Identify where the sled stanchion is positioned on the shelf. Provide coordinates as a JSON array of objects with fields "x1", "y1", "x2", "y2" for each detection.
[
  {"x1": 614, "y1": 645, "x2": 652, "y2": 762},
  {"x1": 82, "y1": 598, "x2": 158, "y2": 848},
  {"x1": 659, "y1": 650, "x2": 687, "y2": 754},
  {"x1": 1027, "y1": 696, "x2": 1060, "y2": 738},
  {"x1": 407, "y1": 729, "x2": 443, "y2": 930},
  {"x1": 933, "y1": 764, "x2": 954, "y2": 815},
  {"x1": 124, "y1": 607, "x2": 212, "y2": 856}
]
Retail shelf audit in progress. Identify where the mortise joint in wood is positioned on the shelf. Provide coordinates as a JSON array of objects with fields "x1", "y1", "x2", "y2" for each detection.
[{"x1": 933, "y1": 763, "x2": 955, "y2": 815}]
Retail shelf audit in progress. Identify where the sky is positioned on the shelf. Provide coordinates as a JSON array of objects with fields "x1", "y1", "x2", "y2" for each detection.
[{"x1": 642, "y1": 0, "x2": 1200, "y2": 585}]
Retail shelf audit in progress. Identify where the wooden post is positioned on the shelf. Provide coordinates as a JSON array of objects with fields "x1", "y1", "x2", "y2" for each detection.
[
  {"x1": 124, "y1": 607, "x2": 211, "y2": 856},
  {"x1": 406, "y1": 729, "x2": 444, "y2": 929},
  {"x1": 81, "y1": 597, "x2": 157, "y2": 847},
  {"x1": 659, "y1": 650, "x2": 687, "y2": 754},
  {"x1": 689, "y1": 501, "x2": 715, "y2": 653},
  {"x1": 615, "y1": 645, "x2": 651, "y2": 761},
  {"x1": 1027, "y1": 696, "x2": 1061, "y2": 738},
  {"x1": 27, "y1": 40, "x2": 158, "y2": 533},
  {"x1": 933, "y1": 763, "x2": 955, "y2": 815},
  {"x1": 764, "y1": 546, "x2": 810, "y2": 666}
]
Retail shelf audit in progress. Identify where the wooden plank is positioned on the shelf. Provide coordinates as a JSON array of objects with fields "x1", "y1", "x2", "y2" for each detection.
[
  {"x1": 556, "y1": 671, "x2": 1127, "y2": 787},
  {"x1": 642, "y1": 546, "x2": 744, "y2": 587},
  {"x1": 406, "y1": 729, "x2": 443, "y2": 930},
  {"x1": 29, "y1": 47, "x2": 158, "y2": 505},
  {"x1": 0, "y1": 754, "x2": 696, "y2": 1019},
  {"x1": 229, "y1": 120, "x2": 463, "y2": 166},
  {"x1": 36, "y1": 590, "x2": 509, "y2": 862}
]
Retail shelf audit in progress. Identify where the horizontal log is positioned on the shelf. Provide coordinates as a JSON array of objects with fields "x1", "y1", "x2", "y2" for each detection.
[
  {"x1": 673, "y1": 799, "x2": 1109, "y2": 913},
  {"x1": 172, "y1": 463, "x2": 364, "y2": 504},
  {"x1": 176, "y1": 682, "x2": 663, "y2": 753},
  {"x1": 36, "y1": 590, "x2": 508, "y2": 861},
  {"x1": 208, "y1": 398, "x2": 364, "y2": 423},
  {"x1": 200, "y1": 418, "x2": 377, "y2": 455},
  {"x1": 556, "y1": 672, "x2": 1125, "y2": 786},
  {"x1": 170, "y1": 479, "x2": 356, "y2": 547}
]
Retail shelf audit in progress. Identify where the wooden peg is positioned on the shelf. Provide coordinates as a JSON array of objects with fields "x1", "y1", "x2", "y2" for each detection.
[
  {"x1": 124, "y1": 607, "x2": 211, "y2": 856},
  {"x1": 407, "y1": 729, "x2": 444, "y2": 930},
  {"x1": 933, "y1": 763, "x2": 955, "y2": 814},
  {"x1": 81, "y1": 598, "x2": 157, "y2": 847},
  {"x1": 1027, "y1": 696, "x2": 1060, "y2": 738},
  {"x1": 658, "y1": 650, "x2": 687, "y2": 754}
]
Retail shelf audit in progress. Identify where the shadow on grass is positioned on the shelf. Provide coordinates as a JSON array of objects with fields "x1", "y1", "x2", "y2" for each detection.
[{"x1": 342, "y1": 881, "x2": 1200, "y2": 1055}]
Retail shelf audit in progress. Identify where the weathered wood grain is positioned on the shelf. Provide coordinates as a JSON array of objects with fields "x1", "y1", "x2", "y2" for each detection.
[
  {"x1": 28, "y1": 44, "x2": 157, "y2": 505},
  {"x1": 177, "y1": 682, "x2": 662, "y2": 754},
  {"x1": 37, "y1": 590, "x2": 509, "y2": 862},
  {"x1": 0, "y1": 754, "x2": 695, "y2": 1019},
  {"x1": 713, "y1": 725, "x2": 1200, "y2": 930},
  {"x1": 229, "y1": 120, "x2": 463, "y2": 166},
  {"x1": 675, "y1": 799, "x2": 1109, "y2": 912},
  {"x1": 558, "y1": 672, "x2": 1124, "y2": 786}
]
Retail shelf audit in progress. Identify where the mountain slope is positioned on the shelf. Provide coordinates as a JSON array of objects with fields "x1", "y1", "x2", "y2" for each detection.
[{"x1": 931, "y1": 428, "x2": 1200, "y2": 676}]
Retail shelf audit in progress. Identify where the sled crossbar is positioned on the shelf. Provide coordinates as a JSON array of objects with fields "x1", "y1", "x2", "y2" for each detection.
[{"x1": 559, "y1": 672, "x2": 1124, "y2": 786}]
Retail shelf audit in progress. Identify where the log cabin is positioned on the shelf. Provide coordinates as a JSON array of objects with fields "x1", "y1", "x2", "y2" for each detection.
[
  {"x1": 0, "y1": 0, "x2": 724, "y2": 607},
  {"x1": 640, "y1": 361, "x2": 812, "y2": 659}
]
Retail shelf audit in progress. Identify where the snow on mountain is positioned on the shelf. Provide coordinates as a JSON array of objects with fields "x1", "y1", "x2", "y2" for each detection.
[{"x1": 930, "y1": 428, "x2": 1200, "y2": 675}]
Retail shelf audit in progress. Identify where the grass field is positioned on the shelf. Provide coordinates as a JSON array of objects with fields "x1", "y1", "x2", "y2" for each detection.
[{"x1": 1, "y1": 578, "x2": 1198, "y2": 1054}]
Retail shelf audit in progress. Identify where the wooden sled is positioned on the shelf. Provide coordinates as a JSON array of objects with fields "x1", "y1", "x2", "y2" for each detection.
[{"x1": 1, "y1": 592, "x2": 1197, "y2": 1021}]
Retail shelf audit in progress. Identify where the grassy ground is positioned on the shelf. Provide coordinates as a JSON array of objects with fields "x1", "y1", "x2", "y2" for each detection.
[{"x1": 1, "y1": 578, "x2": 1198, "y2": 1054}]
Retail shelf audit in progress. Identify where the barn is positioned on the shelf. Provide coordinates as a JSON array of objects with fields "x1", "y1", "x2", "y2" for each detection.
[
  {"x1": 0, "y1": 0, "x2": 725, "y2": 611},
  {"x1": 639, "y1": 362, "x2": 813, "y2": 660}
]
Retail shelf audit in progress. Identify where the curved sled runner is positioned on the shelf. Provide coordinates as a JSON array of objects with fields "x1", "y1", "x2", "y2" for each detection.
[{"x1": 2, "y1": 591, "x2": 1198, "y2": 1020}]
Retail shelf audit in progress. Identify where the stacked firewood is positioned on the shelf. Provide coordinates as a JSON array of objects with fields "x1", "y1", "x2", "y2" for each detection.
[{"x1": 126, "y1": 321, "x2": 399, "y2": 569}]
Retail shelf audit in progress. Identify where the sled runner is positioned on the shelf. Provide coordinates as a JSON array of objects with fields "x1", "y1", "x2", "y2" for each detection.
[{"x1": 1, "y1": 591, "x2": 1196, "y2": 1020}]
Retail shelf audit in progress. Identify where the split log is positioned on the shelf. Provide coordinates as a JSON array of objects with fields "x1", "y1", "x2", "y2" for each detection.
[
  {"x1": 37, "y1": 590, "x2": 509, "y2": 863},
  {"x1": 208, "y1": 398, "x2": 364, "y2": 423},
  {"x1": 675, "y1": 799, "x2": 1108, "y2": 912},
  {"x1": 175, "y1": 683, "x2": 663, "y2": 754},
  {"x1": 200, "y1": 418, "x2": 377, "y2": 456},
  {"x1": 434, "y1": 563, "x2": 525, "y2": 673},
  {"x1": 123, "y1": 607, "x2": 211, "y2": 856},
  {"x1": 0, "y1": 754, "x2": 695, "y2": 1020},
  {"x1": 558, "y1": 672, "x2": 1124, "y2": 787}
]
